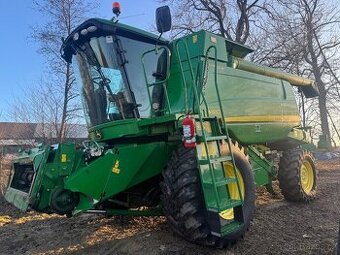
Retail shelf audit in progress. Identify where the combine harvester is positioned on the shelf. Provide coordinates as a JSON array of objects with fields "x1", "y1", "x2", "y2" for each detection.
[{"x1": 5, "y1": 3, "x2": 319, "y2": 247}]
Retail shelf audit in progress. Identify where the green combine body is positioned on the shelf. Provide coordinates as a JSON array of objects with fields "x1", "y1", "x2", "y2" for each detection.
[{"x1": 5, "y1": 8, "x2": 319, "y2": 247}]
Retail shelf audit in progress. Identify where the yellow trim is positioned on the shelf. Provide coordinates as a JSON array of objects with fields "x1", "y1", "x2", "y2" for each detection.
[
  {"x1": 196, "y1": 142, "x2": 218, "y2": 159},
  {"x1": 195, "y1": 121, "x2": 212, "y2": 135},
  {"x1": 219, "y1": 162, "x2": 245, "y2": 220},
  {"x1": 300, "y1": 160, "x2": 314, "y2": 194},
  {"x1": 225, "y1": 115, "x2": 300, "y2": 123}
]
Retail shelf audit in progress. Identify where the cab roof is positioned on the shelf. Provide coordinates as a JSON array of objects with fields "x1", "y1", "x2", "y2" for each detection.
[{"x1": 61, "y1": 18, "x2": 168, "y2": 63}]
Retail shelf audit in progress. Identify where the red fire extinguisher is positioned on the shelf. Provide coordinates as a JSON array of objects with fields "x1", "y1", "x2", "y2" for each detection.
[{"x1": 182, "y1": 114, "x2": 197, "y2": 148}]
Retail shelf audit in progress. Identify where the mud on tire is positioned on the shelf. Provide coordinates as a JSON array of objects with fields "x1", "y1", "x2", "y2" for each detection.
[{"x1": 160, "y1": 144, "x2": 255, "y2": 247}]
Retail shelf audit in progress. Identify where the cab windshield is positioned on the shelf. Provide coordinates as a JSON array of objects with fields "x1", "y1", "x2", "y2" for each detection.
[{"x1": 72, "y1": 34, "x2": 161, "y2": 127}]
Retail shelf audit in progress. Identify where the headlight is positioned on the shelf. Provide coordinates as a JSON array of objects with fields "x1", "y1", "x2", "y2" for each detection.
[{"x1": 73, "y1": 32, "x2": 79, "y2": 41}]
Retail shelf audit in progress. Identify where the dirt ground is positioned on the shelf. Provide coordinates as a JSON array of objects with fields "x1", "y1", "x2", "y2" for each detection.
[{"x1": 0, "y1": 159, "x2": 339, "y2": 255}]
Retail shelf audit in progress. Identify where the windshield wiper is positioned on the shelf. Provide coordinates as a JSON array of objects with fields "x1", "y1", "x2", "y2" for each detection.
[
  {"x1": 74, "y1": 40, "x2": 140, "y2": 118},
  {"x1": 74, "y1": 44, "x2": 116, "y2": 101},
  {"x1": 112, "y1": 34, "x2": 140, "y2": 118}
]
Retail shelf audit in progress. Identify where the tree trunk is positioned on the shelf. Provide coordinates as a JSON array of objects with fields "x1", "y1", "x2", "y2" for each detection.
[
  {"x1": 304, "y1": 10, "x2": 331, "y2": 146},
  {"x1": 317, "y1": 81, "x2": 331, "y2": 140},
  {"x1": 58, "y1": 63, "x2": 71, "y2": 143}
]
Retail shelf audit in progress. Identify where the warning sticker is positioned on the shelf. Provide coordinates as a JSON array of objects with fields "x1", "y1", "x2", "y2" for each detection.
[
  {"x1": 106, "y1": 36, "x2": 113, "y2": 43},
  {"x1": 112, "y1": 160, "x2": 120, "y2": 174}
]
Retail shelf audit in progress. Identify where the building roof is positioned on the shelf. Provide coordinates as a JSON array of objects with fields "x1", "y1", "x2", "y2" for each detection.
[
  {"x1": 0, "y1": 122, "x2": 37, "y2": 140},
  {"x1": 0, "y1": 122, "x2": 88, "y2": 140}
]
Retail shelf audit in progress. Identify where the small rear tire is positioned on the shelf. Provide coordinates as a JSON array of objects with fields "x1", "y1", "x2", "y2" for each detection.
[
  {"x1": 160, "y1": 143, "x2": 255, "y2": 247},
  {"x1": 49, "y1": 187, "x2": 79, "y2": 215},
  {"x1": 278, "y1": 148, "x2": 317, "y2": 202}
]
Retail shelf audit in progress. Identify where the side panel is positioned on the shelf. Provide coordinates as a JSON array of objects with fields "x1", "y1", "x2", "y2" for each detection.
[
  {"x1": 247, "y1": 146, "x2": 276, "y2": 186},
  {"x1": 4, "y1": 147, "x2": 49, "y2": 211},
  {"x1": 65, "y1": 142, "x2": 169, "y2": 213},
  {"x1": 204, "y1": 63, "x2": 300, "y2": 144}
]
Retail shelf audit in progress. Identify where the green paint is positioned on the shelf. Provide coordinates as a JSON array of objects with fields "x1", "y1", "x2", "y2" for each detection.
[
  {"x1": 248, "y1": 146, "x2": 276, "y2": 186},
  {"x1": 5, "y1": 16, "x2": 318, "y2": 239},
  {"x1": 5, "y1": 188, "x2": 30, "y2": 211},
  {"x1": 65, "y1": 142, "x2": 168, "y2": 212}
]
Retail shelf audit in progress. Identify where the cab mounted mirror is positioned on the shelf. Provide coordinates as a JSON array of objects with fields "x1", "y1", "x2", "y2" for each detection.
[{"x1": 156, "y1": 6, "x2": 172, "y2": 33}]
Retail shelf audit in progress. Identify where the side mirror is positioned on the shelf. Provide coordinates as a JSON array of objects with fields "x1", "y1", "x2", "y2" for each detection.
[{"x1": 156, "y1": 6, "x2": 172, "y2": 33}]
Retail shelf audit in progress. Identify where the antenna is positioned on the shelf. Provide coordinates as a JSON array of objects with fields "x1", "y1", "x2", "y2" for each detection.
[{"x1": 119, "y1": 13, "x2": 146, "y2": 20}]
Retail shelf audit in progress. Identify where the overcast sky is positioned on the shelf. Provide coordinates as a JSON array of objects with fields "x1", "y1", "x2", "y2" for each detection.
[{"x1": 0, "y1": 0, "x2": 160, "y2": 121}]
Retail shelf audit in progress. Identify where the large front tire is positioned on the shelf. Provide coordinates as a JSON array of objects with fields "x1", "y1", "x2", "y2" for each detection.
[
  {"x1": 278, "y1": 149, "x2": 317, "y2": 202},
  {"x1": 160, "y1": 143, "x2": 255, "y2": 247}
]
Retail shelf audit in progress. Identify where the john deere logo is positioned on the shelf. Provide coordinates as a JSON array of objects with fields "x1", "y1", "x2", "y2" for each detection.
[{"x1": 112, "y1": 160, "x2": 120, "y2": 174}]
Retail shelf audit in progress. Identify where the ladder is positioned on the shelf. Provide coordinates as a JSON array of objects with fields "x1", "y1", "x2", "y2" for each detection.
[{"x1": 175, "y1": 39, "x2": 244, "y2": 236}]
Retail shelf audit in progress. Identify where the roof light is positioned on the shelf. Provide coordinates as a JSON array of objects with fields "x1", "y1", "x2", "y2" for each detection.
[
  {"x1": 73, "y1": 33, "x2": 79, "y2": 41},
  {"x1": 112, "y1": 2, "x2": 121, "y2": 17},
  {"x1": 87, "y1": 26, "x2": 97, "y2": 32},
  {"x1": 80, "y1": 29, "x2": 88, "y2": 35}
]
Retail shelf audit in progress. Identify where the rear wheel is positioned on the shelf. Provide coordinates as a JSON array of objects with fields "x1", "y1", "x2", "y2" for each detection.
[
  {"x1": 49, "y1": 187, "x2": 79, "y2": 215},
  {"x1": 278, "y1": 148, "x2": 317, "y2": 202},
  {"x1": 160, "y1": 143, "x2": 255, "y2": 247}
]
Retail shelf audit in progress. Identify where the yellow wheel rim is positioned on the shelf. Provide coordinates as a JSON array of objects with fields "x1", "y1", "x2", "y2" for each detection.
[
  {"x1": 300, "y1": 160, "x2": 314, "y2": 194},
  {"x1": 219, "y1": 162, "x2": 245, "y2": 220}
]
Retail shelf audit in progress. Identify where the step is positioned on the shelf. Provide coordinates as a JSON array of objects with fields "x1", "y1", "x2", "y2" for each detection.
[
  {"x1": 197, "y1": 135, "x2": 228, "y2": 142},
  {"x1": 195, "y1": 116, "x2": 220, "y2": 123},
  {"x1": 220, "y1": 199, "x2": 243, "y2": 211},
  {"x1": 208, "y1": 199, "x2": 243, "y2": 212},
  {"x1": 199, "y1": 156, "x2": 232, "y2": 165},
  {"x1": 203, "y1": 177, "x2": 237, "y2": 187},
  {"x1": 220, "y1": 221, "x2": 244, "y2": 236},
  {"x1": 199, "y1": 116, "x2": 218, "y2": 121}
]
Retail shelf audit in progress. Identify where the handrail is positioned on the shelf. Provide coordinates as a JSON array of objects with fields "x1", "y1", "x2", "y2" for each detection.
[
  {"x1": 196, "y1": 63, "x2": 209, "y2": 117},
  {"x1": 174, "y1": 38, "x2": 223, "y2": 209},
  {"x1": 171, "y1": 39, "x2": 244, "y2": 208},
  {"x1": 176, "y1": 39, "x2": 226, "y2": 208},
  {"x1": 141, "y1": 45, "x2": 172, "y2": 115},
  {"x1": 204, "y1": 45, "x2": 243, "y2": 202},
  {"x1": 174, "y1": 39, "x2": 197, "y2": 113}
]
